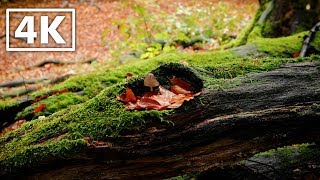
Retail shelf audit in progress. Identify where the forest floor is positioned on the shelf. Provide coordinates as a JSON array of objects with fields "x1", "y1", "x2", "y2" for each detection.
[{"x1": 0, "y1": 0, "x2": 258, "y2": 86}]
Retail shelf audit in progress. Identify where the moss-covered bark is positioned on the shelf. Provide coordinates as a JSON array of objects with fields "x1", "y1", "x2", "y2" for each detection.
[{"x1": 1, "y1": 1, "x2": 320, "y2": 177}]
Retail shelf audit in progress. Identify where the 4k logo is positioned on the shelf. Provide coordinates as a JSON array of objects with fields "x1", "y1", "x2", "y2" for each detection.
[{"x1": 6, "y1": 9, "x2": 75, "y2": 51}]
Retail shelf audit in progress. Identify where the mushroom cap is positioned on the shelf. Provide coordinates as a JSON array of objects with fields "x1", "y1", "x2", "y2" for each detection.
[{"x1": 144, "y1": 73, "x2": 160, "y2": 87}]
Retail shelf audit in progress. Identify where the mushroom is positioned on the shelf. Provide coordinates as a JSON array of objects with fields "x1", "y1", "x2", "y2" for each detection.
[{"x1": 144, "y1": 73, "x2": 159, "y2": 91}]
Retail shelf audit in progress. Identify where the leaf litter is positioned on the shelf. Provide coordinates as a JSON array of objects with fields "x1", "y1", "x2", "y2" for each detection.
[{"x1": 117, "y1": 76, "x2": 201, "y2": 110}]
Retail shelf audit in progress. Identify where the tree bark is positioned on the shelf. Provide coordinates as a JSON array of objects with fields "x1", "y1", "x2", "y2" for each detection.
[
  {"x1": 261, "y1": 0, "x2": 320, "y2": 37},
  {"x1": 8, "y1": 62, "x2": 320, "y2": 179}
]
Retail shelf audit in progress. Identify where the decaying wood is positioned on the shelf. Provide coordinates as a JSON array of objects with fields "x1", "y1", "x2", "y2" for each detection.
[
  {"x1": 9, "y1": 62, "x2": 320, "y2": 179},
  {"x1": 0, "y1": 77, "x2": 49, "y2": 88},
  {"x1": 0, "y1": 73, "x2": 76, "y2": 98},
  {"x1": 30, "y1": 57, "x2": 97, "y2": 68}
]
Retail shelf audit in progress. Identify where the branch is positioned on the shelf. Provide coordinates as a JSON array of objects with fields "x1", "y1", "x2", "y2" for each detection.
[
  {"x1": 0, "y1": 73, "x2": 76, "y2": 98},
  {"x1": 9, "y1": 62, "x2": 320, "y2": 179},
  {"x1": 30, "y1": 57, "x2": 97, "y2": 68},
  {"x1": 0, "y1": 77, "x2": 49, "y2": 88},
  {"x1": 300, "y1": 22, "x2": 320, "y2": 57}
]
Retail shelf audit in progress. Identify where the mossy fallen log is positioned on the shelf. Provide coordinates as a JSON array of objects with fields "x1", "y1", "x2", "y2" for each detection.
[
  {"x1": 1, "y1": 61, "x2": 320, "y2": 178},
  {"x1": 197, "y1": 143, "x2": 320, "y2": 179}
]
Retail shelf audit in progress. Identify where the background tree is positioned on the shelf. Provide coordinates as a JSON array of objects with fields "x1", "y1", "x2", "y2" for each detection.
[{"x1": 259, "y1": 0, "x2": 320, "y2": 37}]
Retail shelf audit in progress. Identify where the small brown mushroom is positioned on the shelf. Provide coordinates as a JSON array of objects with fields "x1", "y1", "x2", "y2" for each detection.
[{"x1": 144, "y1": 73, "x2": 159, "y2": 91}]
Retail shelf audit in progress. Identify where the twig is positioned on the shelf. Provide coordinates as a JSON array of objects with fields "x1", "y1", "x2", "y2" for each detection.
[
  {"x1": 0, "y1": 77, "x2": 50, "y2": 88},
  {"x1": 0, "y1": 73, "x2": 76, "y2": 98},
  {"x1": 17, "y1": 70, "x2": 29, "y2": 100},
  {"x1": 29, "y1": 57, "x2": 97, "y2": 68}
]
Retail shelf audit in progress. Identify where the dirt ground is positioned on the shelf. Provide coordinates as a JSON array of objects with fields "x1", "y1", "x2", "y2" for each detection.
[{"x1": 0, "y1": 0, "x2": 258, "y2": 86}]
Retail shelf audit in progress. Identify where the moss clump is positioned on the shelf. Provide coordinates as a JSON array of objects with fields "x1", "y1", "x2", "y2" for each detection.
[
  {"x1": 249, "y1": 143, "x2": 320, "y2": 173},
  {"x1": 15, "y1": 28, "x2": 310, "y2": 120},
  {"x1": 0, "y1": 99, "x2": 19, "y2": 111},
  {"x1": 0, "y1": 55, "x2": 316, "y2": 175},
  {"x1": 310, "y1": 31, "x2": 320, "y2": 52},
  {"x1": 0, "y1": 139, "x2": 87, "y2": 174},
  {"x1": 1, "y1": 64, "x2": 201, "y2": 174},
  {"x1": 0, "y1": 27, "x2": 318, "y2": 174},
  {"x1": 246, "y1": 25, "x2": 307, "y2": 57},
  {"x1": 256, "y1": 144, "x2": 315, "y2": 159},
  {"x1": 16, "y1": 92, "x2": 85, "y2": 120},
  {"x1": 261, "y1": 20, "x2": 273, "y2": 36}
]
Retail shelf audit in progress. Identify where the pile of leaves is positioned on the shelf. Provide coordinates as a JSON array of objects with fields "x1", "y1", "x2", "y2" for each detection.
[{"x1": 117, "y1": 76, "x2": 201, "y2": 110}]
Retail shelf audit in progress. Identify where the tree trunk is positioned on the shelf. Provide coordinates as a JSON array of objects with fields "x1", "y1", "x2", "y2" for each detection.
[
  {"x1": 6, "y1": 62, "x2": 320, "y2": 179},
  {"x1": 261, "y1": 0, "x2": 320, "y2": 37}
]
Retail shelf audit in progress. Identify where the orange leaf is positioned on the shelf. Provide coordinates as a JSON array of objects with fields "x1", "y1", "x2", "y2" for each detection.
[
  {"x1": 126, "y1": 102, "x2": 140, "y2": 110},
  {"x1": 137, "y1": 96, "x2": 164, "y2": 110},
  {"x1": 125, "y1": 87, "x2": 137, "y2": 103},
  {"x1": 117, "y1": 87, "x2": 136, "y2": 103},
  {"x1": 118, "y1": 81, "x2": 202, "y2": 110},
  {"x1": 293, "y1": 52, "x2": 300, "y2": 58},
  {"x1": 34, "y1": 104, "x2": 46, "y2": 114},
  {"x1": 159, "y1": 86, "x2": 176, "y2": 100},
  {"x1": 169, "y1": 76, "x2": 193, "y2": 92},
  {"x1": 171, "y1": 85, "x2": 192, "y2": 95},
  {"x1": 143, "y1": 91, "x2": 159, "y2": 97}
]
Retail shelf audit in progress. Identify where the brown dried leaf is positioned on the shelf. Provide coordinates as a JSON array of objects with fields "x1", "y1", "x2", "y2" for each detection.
[{"x1": 34, "y1": 103, "x2": 46, "y2": 114}]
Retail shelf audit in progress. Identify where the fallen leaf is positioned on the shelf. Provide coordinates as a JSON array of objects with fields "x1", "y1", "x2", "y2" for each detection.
[
  {"x1": 117, "y1": 78, "x2": 202, "y2": 110},
  {"x1": 143, "y1": 91, "x2": 159, "y2": 97},
  {"x1": 136, "y1": 96, "x2": 165, "y2": 110},
  {"x1": 293, "y1": 52, "x2": 300, "y2": 58},
  {"x1": 168, "y1": 94, "x2": 193, "y2": 109},
  {"x1": 34, "y1": 103, "x2": 46, "y2": 114},
  {"x1": 171, "y1": 85, "x2": 192, "y2": 95},
  {"x1": 125, "y1": 87, "x2": 137, "y2": 103},
  {"x1": 117, "y1": 87, "x2": 136, "y2": 103},
  {"x1": 169, "y1": 76, "x2": 193, "y2": 92},
  {"x1": 159, "y1": 86, "x2": 176, "y2": 100},
  {"x1": 126, "y1": 102, "x2": 140, "y2": 110}
]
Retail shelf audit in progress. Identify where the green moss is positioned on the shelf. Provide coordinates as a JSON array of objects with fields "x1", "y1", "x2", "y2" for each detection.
[
  {"x1": 15, "y1": 29, "x2": 310, "y2": 119},
  {"x1": 0, "y1": 98, "x2": 19, "y2": 111},
  {"x1": 310, "y1": 32, "x2": 320, "y2": 52},
  {"x1": 252, "y1": 143, "x2": 320, "y2": 166},
  {"x1": 0, "y1": 29, "x2": 318, "y2": 173},
  {"x1": 248, "y1": 29, "x2": 307, "y2": 57},
  {"x1": 28, "y1": 51, "x2": 235, "y2": 103},
  {"x1": 0, "y1": 77, "x2": 174, "y2": 173},
  {"x1": 0, "y1": 139, "x2": 86, "y2": 174},
  {"x1": 166, "y1": 174, "x2": 196, "y2": 180},
  {"x1": 0, "y1": 55, "x2": 316, "y2": 174},
  {"x1": 16, "y1": 92, "x2": 85, "y2": 120},
  {"x1": 262, "y1": 20, "x2": 273, "y2": 36}
]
